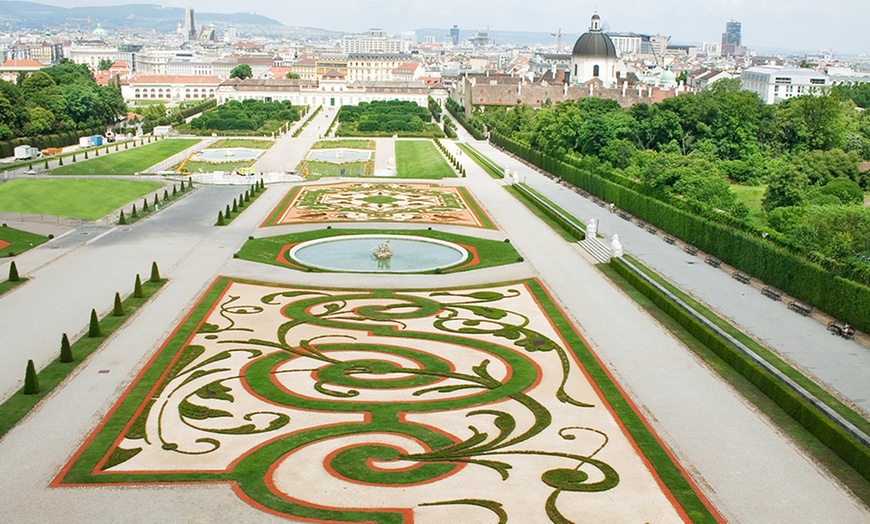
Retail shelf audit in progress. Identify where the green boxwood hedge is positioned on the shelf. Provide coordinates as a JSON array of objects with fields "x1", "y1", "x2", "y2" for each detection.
[{"x1": 611, "y1": 257, "x2": 870, "y2": 482}]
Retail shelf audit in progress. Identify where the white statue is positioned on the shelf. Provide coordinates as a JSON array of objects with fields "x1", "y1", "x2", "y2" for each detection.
[
  {"x1": 371, "y1": 240, "x2": 393, "y2": 260},
  {"x1": 586, "y1": 219, "x2": 597, "y2": 239},
  {"x1": 611, "y1": 234, "x2": 623, "y2": 258}
]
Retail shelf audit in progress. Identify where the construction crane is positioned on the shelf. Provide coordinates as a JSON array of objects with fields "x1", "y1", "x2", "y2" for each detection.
[
  {"x1": 551, "y1": 28, "x2": 563, "y2": 53},
  {"x1": 68, "y1": 16, "x2": 94, "y2": 38}
]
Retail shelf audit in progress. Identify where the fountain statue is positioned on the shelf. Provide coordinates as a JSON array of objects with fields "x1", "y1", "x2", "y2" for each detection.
[{"x1": 371, "y1": 240, "x2": 393, "y2": 260}]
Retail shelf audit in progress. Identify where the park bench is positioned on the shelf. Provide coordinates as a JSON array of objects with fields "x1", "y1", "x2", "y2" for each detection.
[
  {"x1": 646, "y1": 225, "x2": 658, "y2": 235},
  {"x1": 732, "y1": 270, "x2": 751, "y2": 284},
  {"x1": 663, "y1": 235, "x2": 676, "y2": 245},
  {"x1": 618, "y1": 211, "x2": 632, "y2": 221},
  {"x1": 635, "y1": 220, "x2": 646, "y2": 228},
  {"x1": 761, "y1": 286, "x2": 782, "y2": 301},
  {"x1": 705, "y1": 255, "x2": 721, "y2": 268},
  {"x1": 594, "y1": 199, "x2": 606, "y2": 207},
  {"x1": 684, "y1": 244, "x2": 699, "y2": 256},
  {"x1": 827, "y1": 321, "x2": 855, "y2": 340},
  {"x1": 787, "y1": 299, "x2": 813, "y2": 317}
]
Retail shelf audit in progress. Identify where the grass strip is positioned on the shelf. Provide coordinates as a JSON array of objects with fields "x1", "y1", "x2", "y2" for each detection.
[
  {"x1": 0, "y1": 277, "x2": 26, "y2": 296},
  {"x1": 0, "y1": 225, "x2": 50, "y2": 257},
  {"x1": 601, "y1": 260, "x2": 870, "y2": 506},
  {"x1": 609, "y1": 256, "x2": 870, "y2": 498},
  {"x1": 216, "y1": 182, "x2": 264, "y2": 226},
  {"x1": 50, "y1": 139, "x2": 200, "y2": 176},
  {"x1": 504, "y1": 185, "x2": 582, "y2": 242},
  {"x1": 457, "y1": 143, "x2": 504, "y2": 179},
  {"x1": 395, "y1": 140, "x2": 456, "y2": 179},
  {"x1": 0, "y1": 278, "x2": 166, "y2": 439}
]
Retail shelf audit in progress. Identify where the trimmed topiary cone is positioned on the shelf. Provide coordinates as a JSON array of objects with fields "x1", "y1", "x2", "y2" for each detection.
[
  {"x1": 150, "y1": 261, "x2": 161, "y2": 283},
  {"x1": 113, "y1": 292, "x2": 125, "y2": 316},
  {"x1": 44, "y1": 159, "x2": 49, "y2": 169},
  {"x1": 232, "y1": 199, "x2": 238, "y2": 213},
  {"x1": 88, "y1": 308, "x2": 101, "y2": 337},
  {"x1": 115, "y1": 144, "x2": 119, "y2": 151},
  {"x1": 72, "y1": 154, "x2": 77, "y2": 162},
  {"x1": 23, "y1": 359, "x2": 39, "y2": 395},
  {"x1": 94, "y1": 149, "x2": 99, "y2": 156},
  {"x1": 216, "y1": 210, "x2": 225, "y2": 226},
  {"x1": 84, "y1": 151, "x2": 88, "y2": 159},
  {"x1": 142, "y1": 198, "x2": 149, "y2": 212},
  {"x1": 131, "y1": 203, "x2": 138, "y2": 217},
  {"x1": 238, "y1": 194, "x2": 245, "y2": 208},
  {"x1": 244, "y1": 190, "x2": 250, "y2": 202},
  {"x1": 60, "y1": 333, "x2": 73, "y2": 363},
  {"x1": 172, "y1": 185, "x2": 177, "y2": 196},
  {"x1": 163, "y1": 189, "x2": 169, "y2": 200},
  {"x1": 58, "y1": 156, "x2": 63, "y2": 166},
  {"x1": 133, "y1": 274, "x2": 143, "y2": 298},
  {"x1": 225, "y1": 204, "x2": 232, "y2": 218},
  {"x1": 8, "y1": 260, "x2": 20, "y2": 282},
  {"x1": 118, "y1": 209, "x2": 126, "y2": 225}
]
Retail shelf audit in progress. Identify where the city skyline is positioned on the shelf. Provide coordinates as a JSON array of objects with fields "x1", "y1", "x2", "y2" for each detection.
[{"x1": 15, "y1": 0, "x2": 867, "y2": 55}]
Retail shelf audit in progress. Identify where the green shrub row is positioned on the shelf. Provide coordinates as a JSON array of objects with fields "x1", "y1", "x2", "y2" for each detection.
[
  {"x1": 445, "y1": 98, "x2": 486, "y2": 140},
  {"x1": 514, "y1": 184, "x2": 585, "y2": 241},
  {"x1": 292, "y1": 106, "x2": 321, "y2": 137},
  {"x1": 0, "y1": 126, "x2": 106, "y2": 159},
  {"x1": 610, "y1": 257, "x2": 870, "y2": 482},
  {"x1": 216, "y1": 179, "x2": 264, "y2": 226},
  {"x1": 491, "y1": 131, "x2": 870, "y2": 332},
  {"x1": 428, "y1": 96, "x2": 442, "y2": 123},
  {"x1": 433, "y1": 138, "x2": 466, "y2": 176},
  {"x1": 139, "y1": 99, "x2": 217, "y2": 135}
]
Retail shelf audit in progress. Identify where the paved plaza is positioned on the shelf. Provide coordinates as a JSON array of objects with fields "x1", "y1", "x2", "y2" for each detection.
[{"x1": 0, "y1": 114, "x2": 867, "y2": 522}]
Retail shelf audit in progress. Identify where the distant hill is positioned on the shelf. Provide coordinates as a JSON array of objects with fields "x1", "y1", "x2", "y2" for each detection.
[{"x1": 0, "y1": 1, "x2": 284, "y2": 33}]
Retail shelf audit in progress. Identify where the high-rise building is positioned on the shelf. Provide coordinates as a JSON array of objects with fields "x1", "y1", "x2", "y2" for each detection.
[
  {"x1": 721, "y1": 20, "x2": 742, "y2": 56},
  {"x1": 183, "y1": 0, "x2": 197, "y2": 42},
  {"x1": 449, "y1": 25, "x2": 460, "y2": 46}
]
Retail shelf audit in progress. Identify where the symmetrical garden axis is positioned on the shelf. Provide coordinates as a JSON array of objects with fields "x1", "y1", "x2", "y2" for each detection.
[
  {"x1": 56, "y1": 277, "x2": 719, "y2": 523},
  {"x1": 264, "y1": 182, "x2": 494, "y2": 229}
]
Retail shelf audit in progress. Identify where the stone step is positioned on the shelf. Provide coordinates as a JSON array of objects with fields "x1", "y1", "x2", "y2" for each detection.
[{"x1": 580, "y1": 237, "x2": 611, "y2": 264}]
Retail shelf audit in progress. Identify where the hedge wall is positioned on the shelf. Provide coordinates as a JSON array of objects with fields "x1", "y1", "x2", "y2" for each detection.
[
  {"x1": 611, "y1": 257, "x2": 870, "y2": 482},
  {"x1": 446, "y1": 98, "x2": 486, "y2": 140},
  {"x1": 0, "y1": 126, "x2": 105, "y2": 159},
  {"x1": 491, "y1": 130, "x2": 870, "y2": 333}
]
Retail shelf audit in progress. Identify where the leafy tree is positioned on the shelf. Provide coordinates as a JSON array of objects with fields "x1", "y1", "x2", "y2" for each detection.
[
  {"x1": 285, "y1": 72, "x2": 300, "y2": 79},
  {"x1": 23, "y1": 106, "x2": 54, "y2": 136},
  {"x1": 779, "y1": 94, "x2": 848, "y2": 151},
  {"x1": 230, "y1": 64, "x2": 253, "y2": 80},
  {"x1": 98, "y1": 58, "x2": 114, "y2": 71},
  {"x1": 791, "y1": 149, "x2": 861, "y2": 187},
  {"x1": 817, "y1": 177, "x2": 864, "y2": 205},
  {"x1": 599, "y1": 138, "x2": 637, "y2": 169},
  {"x1": 763, "y1": 165, "x2": 808, "y2": 211}
]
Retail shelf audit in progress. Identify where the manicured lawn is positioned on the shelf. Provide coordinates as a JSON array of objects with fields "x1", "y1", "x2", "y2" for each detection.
[
  {"x1": 209, "y1": 139, "x2": 274, "y2": 149},
  {"x1": 50, "y1": 138, "x2": 200, "y2": 175},
  {"x1": 312, "y1": 139, "x2": 375, "y2": 150},
  {"x1": 238, "y1": 228, "x2": 521, "y2": 273},
  {"x1": 0, "y1": 179, "x2": 165, "y2": 220},
  {"x1": 0, "y1": 225, "x2": 49, "y2": 257},
  {"x1": 395, "y1": 140, "x2": 455, "y2": 179},
  {"x1": 299, "y1": 160, "x2": 370, "y2": 177},
  {"x1": 457, "y1": 143, "x2": 505, "y2": 179}
]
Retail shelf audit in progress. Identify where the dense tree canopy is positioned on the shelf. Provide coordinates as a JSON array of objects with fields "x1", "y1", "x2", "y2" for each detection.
[
  {"x1": 230, "y1": 64, "x2": 253, "y2": 80},
  {"x1": 0, "y1": 59, "x2": 125, "y2": 139}
]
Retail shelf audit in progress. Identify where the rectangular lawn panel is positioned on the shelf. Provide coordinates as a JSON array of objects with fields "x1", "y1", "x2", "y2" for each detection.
[
  {"x1": 0, "y1": 179, "x2": 165, "y2": 220},
  {"x1": 0, "y1": 225, "x2": 49, "y2": 257},
  {"x1": 56, "y1": 277, "x2": 720, "y2": 523},
  {"x1": 395, "y1": 140, "x2": 456, "y2": 179},
  {"x1": 50, "y1": 139, "x2": 200, "y2": 176}
]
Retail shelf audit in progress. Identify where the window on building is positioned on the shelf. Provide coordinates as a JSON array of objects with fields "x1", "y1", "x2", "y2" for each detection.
[{"x1": 593, "y1": 65, "x2": 600, "y2": 77}]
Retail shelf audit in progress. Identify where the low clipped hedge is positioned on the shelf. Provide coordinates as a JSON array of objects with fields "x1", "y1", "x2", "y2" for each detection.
[
  {"x1": 513, "y1": 184, "x2": 585, "y2": 241},
  {"x1": 446, "y1": 98, "x2": 485, "y2": 140},
  {"x1": 491, "y1": 130, "x2": 870, "y2": 333},
  {"x1": 610, "y1": 257, "x2": 870, "y2": 482}
]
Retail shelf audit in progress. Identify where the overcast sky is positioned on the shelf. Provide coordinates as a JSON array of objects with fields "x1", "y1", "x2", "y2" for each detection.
[{"x1": 35, "y1": 0, "x2": 870, "y2": 55}]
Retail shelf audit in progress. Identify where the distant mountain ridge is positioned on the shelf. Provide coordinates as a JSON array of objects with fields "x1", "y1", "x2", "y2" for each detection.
[{"x1": 0, "y1": 1, "x2": 284, "y2": 33}]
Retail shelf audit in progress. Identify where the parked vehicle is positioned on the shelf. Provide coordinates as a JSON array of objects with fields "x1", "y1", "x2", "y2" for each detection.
[{"x1": 13, "y1": 145, "x2": 41, "y2": 160}]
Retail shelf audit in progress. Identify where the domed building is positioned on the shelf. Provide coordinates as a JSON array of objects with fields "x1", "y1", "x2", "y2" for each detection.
[{"x1": 570, "y1": 14, "x2": 619, "y2": 87}]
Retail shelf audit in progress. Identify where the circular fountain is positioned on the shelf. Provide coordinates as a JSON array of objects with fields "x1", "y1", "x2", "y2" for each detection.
[{"x1": 288, "y1": 234, "x2": 468, "y2": 273}]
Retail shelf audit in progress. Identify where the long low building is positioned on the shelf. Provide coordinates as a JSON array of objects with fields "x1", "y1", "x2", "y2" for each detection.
[
  {"x1": 740, "y1": 66, "x2": 829, "y2": 104},
  {"x1": 121, "y1": 75, "x2": 223, "y2": 102}
]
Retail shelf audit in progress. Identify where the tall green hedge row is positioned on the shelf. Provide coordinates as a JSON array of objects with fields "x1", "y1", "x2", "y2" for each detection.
[
  {"x1": 0, "y1": 126, "x2": 105, "y2": 159},
  {"x1": 491, "y1": 131, "x2": 870, "y2": 332},
  {"x1": 139, "y1": 99, "x2": 217, "y2": 134},
  {"x1": 610, "y1": 257, "x2": 870, "y2": 481},
  {"x1": 445, "y1": 98, "x2": 486, "y2": 140}
]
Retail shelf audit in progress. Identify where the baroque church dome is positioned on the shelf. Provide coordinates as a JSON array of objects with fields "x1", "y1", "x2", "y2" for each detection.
[{"x1": 571, "y1": 14, "x2": 617, "y2": 59}]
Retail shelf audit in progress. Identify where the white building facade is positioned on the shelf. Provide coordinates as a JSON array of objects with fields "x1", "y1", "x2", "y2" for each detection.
[{"x1": 741, "y1": 66, "x2": 829, "y2": 104}]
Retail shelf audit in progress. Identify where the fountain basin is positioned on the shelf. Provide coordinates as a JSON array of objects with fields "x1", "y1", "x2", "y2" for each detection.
[
  {"x1": 193, "y1": 148, "x2": 264, "y2": 162},
  {"x1": 288, "y1": 234, "x2": 468, "y2": 273},
  {"x1": 306, "y1": 149, "x2": 373, "y2": 163}
]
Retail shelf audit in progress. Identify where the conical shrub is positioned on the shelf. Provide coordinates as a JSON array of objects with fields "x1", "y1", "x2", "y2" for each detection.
[
  {"x1": 142, "y1": 198, "x2": 149, "y2": 212},
  {"x1": 133, "y1": 274, "x2": 143, "y2": 298},
  {"x1": 149, "y1": 261, "x2": 161, "y2": 283},
  {"x1": 172, "y1": 185, "x2": 177, "y2": 196},
  {"x1": 72, "y1": 154, "x2": 76, "y2": 162},
  {"x1": 216, "y1": 210, "x2": 225, "y2": 226},
  {"x1": 60, "y1": 333, "x2": 73, "y2": 363},
  {"x1": 131, "y1": 203, "x2": 138, "y2": 217},
  {"x1": 8, "y1": 261, "x2": 20, "y2": 282},
  {"x1": 225, "y1": 204, "x2": 231, "y2": 218},
  {"x1": 84, "y1": 151, "x2": 88, "y2": 159},
  {"x1": 163, "y1": 189, "x2": 169, "y2": 200},
  {"x1": 23, "y1": 359, "x2": 39, "y2": 395},
  {"x1": 232, "y1": 199, "x2": 238, "y2": 213},
  {"x1": 118, "y1": 209, "x2": 126, "y2": 225},
  {"x1": 113, "y1": 292, "x2": 125, "y2": 316},
  {"x1": 58, "y1": 156, "x2": 63, "y2": 166},
  {"x1": 88, "y1": 309, "x2": 101, "y2": 337}
]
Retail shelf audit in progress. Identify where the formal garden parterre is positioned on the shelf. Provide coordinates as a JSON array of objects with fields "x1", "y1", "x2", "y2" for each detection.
[
  {"x1": 263, "y1": 182, "x2": 495, "y2": 229},
  {"x1": 56, "y1": 277, "x2": 720, "y2": 523}
]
